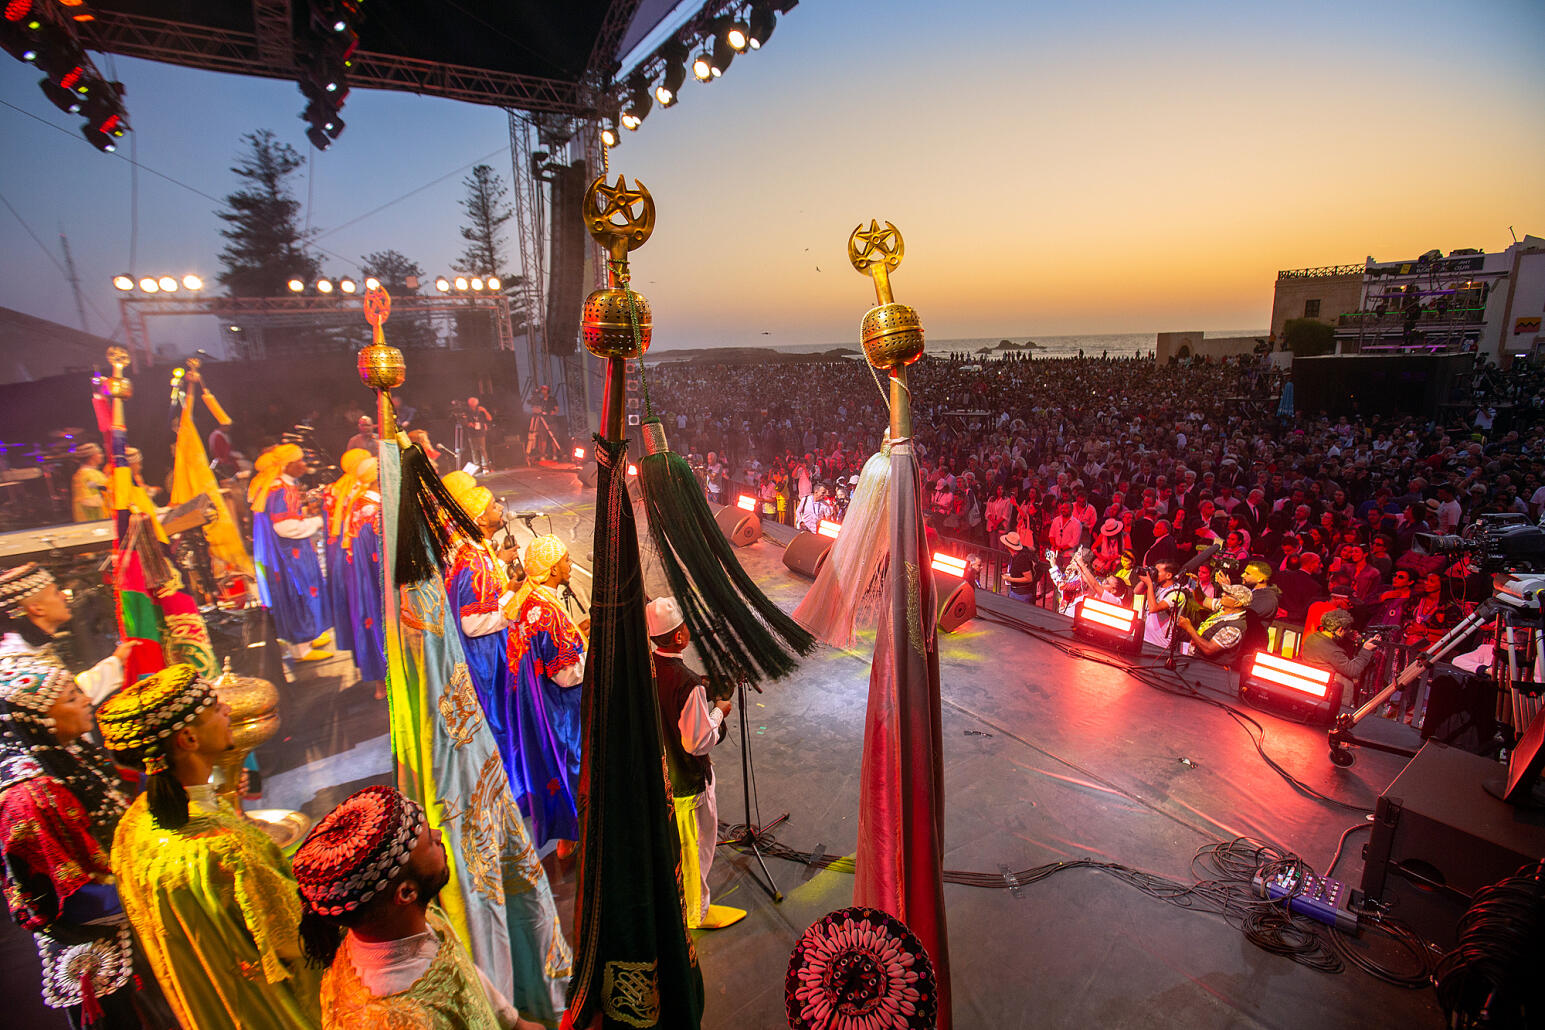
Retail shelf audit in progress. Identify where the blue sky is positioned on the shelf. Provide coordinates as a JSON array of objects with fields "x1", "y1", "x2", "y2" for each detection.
[{"x1": 2, "y1": 0, "x2": 1542, "y2": 355}]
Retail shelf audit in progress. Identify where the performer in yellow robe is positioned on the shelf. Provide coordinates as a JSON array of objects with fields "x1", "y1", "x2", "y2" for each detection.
[
  {"x1": 98, "y1": 665, "x2": 322, "y2": 1030},
  {"x1": 70, "y1": 443, "x2": 108, "y2": 522},
  {"x1": 292, "y1": 786, "x2": 547, "y2": 1030}
]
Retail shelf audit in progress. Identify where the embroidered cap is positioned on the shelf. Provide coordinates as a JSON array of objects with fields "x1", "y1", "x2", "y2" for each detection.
[
  {"x1": 95, "y1": 664, "x2": 217, "y2": 773},
  {"x1": 0, "y1": 563, "x2": 56, "y2": 618},
  {"x1": 293, "y1": 785, "x2": 427, "y2": 916},
  {"x1": 645, "y1": 596, "x2": 684, "y2": 638},
  {"x1": 0, "y1": 663, "x2": 74, "y2": 715}
]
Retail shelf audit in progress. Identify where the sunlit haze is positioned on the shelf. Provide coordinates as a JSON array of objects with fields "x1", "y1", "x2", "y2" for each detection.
[{"x1": 1, "y1": 0, "x2": 1541, "y2": 354}]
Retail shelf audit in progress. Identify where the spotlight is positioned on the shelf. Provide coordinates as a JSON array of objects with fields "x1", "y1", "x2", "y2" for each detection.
[
  {"x1": 600, "y1": 125, "x2": 618, "y2": 147},
  {"x1": 657, "y1": 40, "x2": 687, "y2": 106},
  {"x1": 737, "y1": 494, "x2": 757, "y2": 511},
  {"x1": 572, "y1": 446, "x2": 586, "y2": 461},
  {"x1": 817, "y1": 519, "x2": 841, "y2": 539},
  {"x1": 692, "y1": 51, "x2": 713, "y2": 81},
  {"x1": 486, "y1": 276, "x2": 501, "y2": 290},
  {"x1": 138, "y1": 277, "x2": 158, "y2": 293},
  {"x1": 469, "y1": 277, "x2": 484, "y2": 291},
  {"x1": 182, "y1": 274, "x2": 203, "y2": 291},
  {"x1": 726, "y1": 20, "x2": 750, "y2": 53},
  {"x1": 316, "y1": 278, "x2": 334, "y2": 293},
  {"x1": 287, "y1": 278, "x2": 305, "y2": 292},
  {"x1": 748, "y1": 2, "x2": 777, "y2": 48},
  {"x1": 620, "y1": 112, "x2": 640, "y2": 131},
  {"x1": 931, "y1": 556, "x2": 978, "y2": 633},
  {"x1": 306, "y1": 125, "x2": 331, "y2": 150},
  {"x1": 454, "y1": 276, "x2": 468, "y2": 291},
  {"x1": 157, "y1": 275, "x2": 177, "y2": 292},
  {"x1": 364, "y1": 276, "x2": 380, "y2": 290},
  {"x1": 1070, "y1": 595, "x2": 1145, "y2": 653},
  {"x1": 435, "y1": 277, "x2": 451, "y2": 292},
  {"x1": 38, "y1": 77, "x2": 81, "y2": 113},
  {"x1": 1239, "y1": 651, "x2": 1337, "y2": 723},
  {"x1": 711, "y1": 20, "x2": 737, "y2": 75},
  {"x1": 112, "y1": 274, "x2": 133, "y2": 291},
  {"x1": 622, "y1": 72, "x2": 651, "y2": 129},
  {"x1": 930, "y1": 552, "x2": 967, "y2": 576},
  {"x1": 339, "y1": 277, "x2": 357, "y2": 294},
  {"x1": 655, "y1": 84, "x2": 674, "y2": 106}
]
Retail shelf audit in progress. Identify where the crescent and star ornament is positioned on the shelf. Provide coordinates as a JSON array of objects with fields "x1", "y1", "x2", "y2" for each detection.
[
  {"x1": 848, "y1": 219, "x2": 905, "y2": 277},
  {"x1": 584, "y1": 174, "x2": 656, "y2": 257}
]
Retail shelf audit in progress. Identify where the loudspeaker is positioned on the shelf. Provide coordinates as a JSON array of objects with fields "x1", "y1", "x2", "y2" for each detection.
[
  {"x1": 782, "y1": 531, "x2": 834, "y2": 579},
  {"x1": 935, "y1": 577, "x2": 976, "y2": 633},
  {"x1": 1361, "y1": 741, "x2": 1545, "y2": 950},
  {"x1": 714, "y1": 505, "x2": 762, "y2": 546},
  {"x1": 1420, "y1": 665, "x2": 1498, "y2": 755},
  {"x1": 545, "y1": 161, "x2": 588, "y2": 357},
  {"x1": 575, "y1": 461, "x2": 599, "y2": 488}
]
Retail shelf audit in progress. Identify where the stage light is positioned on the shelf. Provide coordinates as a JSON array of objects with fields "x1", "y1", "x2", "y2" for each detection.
[
  {"x1": 716, "y1": 496, "x2": 763, "y2": 546},
  {"x1": 737, "y1": 494, "x2": 757, "y2": 512},
  {"x1": 1070, "y1": 595, "x2": 1146, "y2": 652},
  {"x1": 817, "y1": 519, "x2": 841, "y2": 539},
  {"x1": 157, "y1": 275, "x2": 177, "y2": 292},
  {"x1": 363, "y1": 276, "x2": 380, "y2": 290},
  {"x1": 182, "y1": 274, "x2": 203, "y2": 291},
  {"x1": 930, "y1": 552, "x2": 968, "y2": 577},
  {"x1": 748, "y1": 2, "x2": 777, "y2": 48},
  {"x1": 658, "y1": 40, "x2": 687, "y2": 106},
  {"x1": 654, "y1": 84, "x2": 674, "y2": 106},
  {"x1": 627, "y1": 463, "x2": 638, "y2": 477},
  {"x1": 692, "y1": 51, "x2": 713, "y2": 81},
  {"x1": 339, "y1": 277, "x2": 357, "y2": 294},
  {"x1": 711, "y1": 22, "x2": 736, "y2": 76},
  {"x1": 435, "y1": 277, "x2": 450, "y2": 292},
  {"x1": 287, "y1": 278, "x2": 305, "y2": 292},
  {"x1": 620, "y1": 112, "x2": 640, "y2": 131},
  {"x1": 138, "y1": 277, "x2": 158, "y2": 293},
  {"x1": 1239, "y1": 651, "x2": 1337, "y2": 723},
  {"x1": 112, "y1": 274, "x2": 133, "y2": 291},
  {"x1": 316, "y1": 278, "x2": 334, "y2": 293},
  {"x1": 306, "y1": 125, "x2": 331, "y2": 150},
  {"x1": 622, "y1": 72, "x2": 651, "y2": 129},
  {"x1": 486, "y1": 276, "x2": 501, "y2": 290},
  {"x1": 572, "y1": 446, "x2": 586, "y2": 461},
  {"x1": 469, "y1": 277, "x2": 484, "y2": 291},
  {"x1": 600, "y1": 125, "x2": 618, "y2": 147},
  {"x1": 726, "y1": 20, "x2": 750, "y2": 53},
  {"x1": 454, "y1": 276, "x2": 468, "y2": 291},
  {"x1": 38, "y1": 77, "x2": 81, "y2": 113}
]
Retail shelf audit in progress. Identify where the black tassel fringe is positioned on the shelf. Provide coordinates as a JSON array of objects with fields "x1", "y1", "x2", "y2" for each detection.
[{"x1": 394, "y1": 441, "x2": 485, "y2": 585}]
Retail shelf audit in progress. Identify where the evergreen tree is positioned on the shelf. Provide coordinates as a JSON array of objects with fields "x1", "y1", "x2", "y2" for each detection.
[
  {"x1": 361, "y1": 249, "x2": 436, "y2": 349},
  {"x1": 215, "y1": 130, "x2": 318, "y2": 298},
  {"x1": 455, "y1": 164, "x2": 513, "y2": 279}
]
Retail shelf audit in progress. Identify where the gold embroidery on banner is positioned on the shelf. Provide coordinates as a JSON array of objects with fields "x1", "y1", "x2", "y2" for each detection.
[
  {"x1": 602, "y1": 959, "x2": 660, "y2": 1027},
  {"x1": 162, "y1": 612, "x2": 218, "y2": 677},
  {"x1": 905, "y1": 561, "x2": 925, "y2": 658},
  {"x1": 437, "y1": 662, "x2": 482, "y2": 748},
  {"x1": 407, "y1": 581, "x2": 446, "y2": 637},
  {"x1": 545, "y1": 912, "x2": 573, "y2": 980},
  {"x1": 440, "y1": 751, "x2": 526, "y2": 905}
]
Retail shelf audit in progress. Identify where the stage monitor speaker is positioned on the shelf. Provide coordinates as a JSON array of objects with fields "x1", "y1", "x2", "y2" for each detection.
[
  {"x1": 545, "y1": 161, "x2": 588, "y2": 357},
  {"x1": 1360, "y1": 741, "x2": 1545, "y2": 951},
  {"x1": 934, "y1": 575, "x2": 976, "y2": 633},
  {"x1": 714, "y1": 505, "x2": 762, "y2": 547},
  {"x1": 782, "y1": 531, "x2": 834, "y2": 579},
  {"x1": 1420, "y1": 665, "x2": 1499, "y2": 755},
  {"x1": 575, "y1": 461, "x2": 599, "y2": 489}
]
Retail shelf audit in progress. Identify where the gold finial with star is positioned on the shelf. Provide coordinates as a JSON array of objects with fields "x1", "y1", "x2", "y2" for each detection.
[
  {"x1": 847, "y1": 220, "x2": 924, "y2": 371},
  {"x1": 584, "y1": 174, "x2": 656, "y2": 263}
]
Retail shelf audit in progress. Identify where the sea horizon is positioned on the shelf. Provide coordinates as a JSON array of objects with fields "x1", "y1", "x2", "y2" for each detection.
[{"x1": 648, "y1": 329, "x2": 1269, "y2": 360}]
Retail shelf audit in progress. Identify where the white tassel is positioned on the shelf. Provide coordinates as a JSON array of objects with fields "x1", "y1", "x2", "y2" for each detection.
[{"x1": 793, "y1": 440, "x2": 892, "y2": 649}]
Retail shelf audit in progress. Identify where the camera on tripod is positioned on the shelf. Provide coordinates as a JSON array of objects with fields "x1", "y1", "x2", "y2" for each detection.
[
  {"x1": 1211, "y1": 554, "x2": 1245, "y2": 579},
  {"x1": 1414, "y1": 513, "x2": 1545, "y2": 573}
]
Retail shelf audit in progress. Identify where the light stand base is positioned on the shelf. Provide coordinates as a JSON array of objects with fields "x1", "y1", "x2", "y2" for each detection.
[{"x1": 721, "y1": 682, "x2": 786, "y2": 903}]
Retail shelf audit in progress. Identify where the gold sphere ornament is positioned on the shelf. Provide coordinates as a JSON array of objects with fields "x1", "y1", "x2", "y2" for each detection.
[
  {"x1": 358, "y1": 342, "x2": 406, "y2": 392},
  {"x1": 861, "y1": 302, "x2": 925, "y2": 369},
  {"x1": 211, "y1": 656, "x2": 280, "y2": 807},
  {"x1": 581, "y1": 287, "x2": 652, "y2": 359},
  {"x1": 103, "y1": 345, "x2": 133, "y2": 398}
]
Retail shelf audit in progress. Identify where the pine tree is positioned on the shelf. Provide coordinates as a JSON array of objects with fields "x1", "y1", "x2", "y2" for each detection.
[
  {"x1": 215, "y1": 130, "x2": 318, "y2": 298},
  {"x1": 455, "y1": 164, "x2": 513, "y2": 279},
  {"x1": 361, "y1": 249, "x2": 435, "y2": 349}
]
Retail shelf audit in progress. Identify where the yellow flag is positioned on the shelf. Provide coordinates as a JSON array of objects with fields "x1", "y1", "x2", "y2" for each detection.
[{"x1": 171, "y1": 398, "x2": 253, "y2": 576}]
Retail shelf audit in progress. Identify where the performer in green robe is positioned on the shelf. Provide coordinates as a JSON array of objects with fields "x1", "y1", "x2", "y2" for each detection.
[
  {"x1": 98, "y1": 664, "x2": 322, "y2": 1030},
  {"x1": 293, "y1": 786, "x2": 547, "y2": 1030}
]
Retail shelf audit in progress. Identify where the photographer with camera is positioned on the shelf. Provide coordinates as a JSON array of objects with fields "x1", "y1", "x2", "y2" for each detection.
[
  {"x1": 1134, "y1": 560, "x2": 1186, "y2": 649},
  {"x1": 1205, "y1": 558, "x2": 1280, "y2": 656},
  {"x1": 1300, "y1": 608, "x2": 1381, "y2": 713},
  {"x1": 524, "y1": 385, "x2": 559, "y2": 466},
  {"x1": 463, "y1": 396, "x2": 493, "y2": 472}
]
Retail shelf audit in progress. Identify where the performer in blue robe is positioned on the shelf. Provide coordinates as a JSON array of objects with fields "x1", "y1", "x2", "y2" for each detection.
[
  {"x1": 249, "y1": 443, "x2": 329, "y2": 655},
  {"x1": 322, "y1": 449, "x2": 370, "y2": 660},
  {"x1": 343, "y1": 459, "x2": 387, "y2": 695},
  {"x1": 441, "y1": 479, "x2": 529, "y2": 805},
  {"x1": 507, "y1": 535, "x2": 587, "y2": 849}
]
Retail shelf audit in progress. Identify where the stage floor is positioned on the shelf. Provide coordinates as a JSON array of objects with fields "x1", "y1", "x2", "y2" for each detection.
[{"x1": 1, "y1": 465, "x2": 1447, "y2": 1028}]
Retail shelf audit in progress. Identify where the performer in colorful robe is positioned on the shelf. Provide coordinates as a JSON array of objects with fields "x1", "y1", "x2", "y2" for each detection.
[
  {"x1": 506, "y1": 534, "x2": 587, "y2": 849},
  {"x1": 250, "y1": 444, "x2": 331, "y2": 660},
  {"x1": 0, "y1": 563, "x2": 131, "y2": 704},
  {"x1": 0, "y1": 662, "x2": 173, "y2": 1029},
  {"x1": 71, "y1": 443, "x2": 109, "y2": 523},
  {"x1": 444, "y1": 480, "x2": 525, "y2": 800},
  {"x1": 322, "y1": 448, "x2": 371, "y2": 664},
  {"x1": 98, "y1": 665, "x2": 322, "y2": 1030},
  {"x1": 293, "y1": 786, "x2": 548, "y2": 1030},
  {"x1": 343, "y1": 457, "x2": 387, "y2": 698}
]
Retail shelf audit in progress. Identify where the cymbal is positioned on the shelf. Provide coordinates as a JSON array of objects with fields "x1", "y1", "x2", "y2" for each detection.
[{"x1": 49, "y1": 428, "x2": 86, "y2": 439}]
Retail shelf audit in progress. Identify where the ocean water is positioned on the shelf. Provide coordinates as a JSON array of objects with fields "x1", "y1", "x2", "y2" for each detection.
[{"x1": 651, "y1": 330, "x2": 1266, "y2": 362}]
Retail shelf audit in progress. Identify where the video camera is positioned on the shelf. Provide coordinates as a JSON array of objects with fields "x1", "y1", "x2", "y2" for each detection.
[
  {"x1": 1211, "y1": 553, "x2": 1245, "y2": 579},
  {"x1": 1413, "y1": 513, "x2": 1545, "y2": 573}
]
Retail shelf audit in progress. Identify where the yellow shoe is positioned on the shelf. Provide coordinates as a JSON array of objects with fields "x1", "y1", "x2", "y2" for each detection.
[
  {"x1": 312, "y1": 630, "x2": 334, "y2": 648},
  {"x1": 299, "y1": 648, "x2": 333, "y2": 662},
  {"x1": 697, "y1": 904, "x2": 746, "y2": 930}
]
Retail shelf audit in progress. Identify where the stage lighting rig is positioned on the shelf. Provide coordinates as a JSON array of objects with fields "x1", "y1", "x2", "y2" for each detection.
[
  {"x1": 287, "y1": 278, "x2": 306, "y2": 293},
  {"x1": 725, "y1": 17, "x2": 750, "y2": 53},
  {"x1": 692, "y1": 49, "x2": 713, "y2": 81},
  {"x1": 656, "y1": 40, "x2": 687, "y2": 106},
  {"x1": 38, "y1": 75, "x2": 81, "y2": 113},
  {"x1": 112, "y1": 274, "x2": 133, "y2": 291},
  {"x1": 621, "y1": 72, "x2": 651, "y2": 129},
  {"x1": 747, "y1": 2, "x2": 777, "y2": 48},
  {"x1": 295, "y1": 0, "x2": 360, "y2": 150},
  {"x1": 710, "y1": 17, "x2": 736, "y2": 76},
  {"x1": 600, "y1": 123, "x2": 619, "y2": 148},
  {"x1": 435, "y1": 277, "x2": 451, "y2": 292}
]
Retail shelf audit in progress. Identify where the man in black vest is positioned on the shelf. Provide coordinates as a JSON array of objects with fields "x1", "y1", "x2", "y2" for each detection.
[{"x1": 647, "y1": 596, "x2": 745, "y2": 929}]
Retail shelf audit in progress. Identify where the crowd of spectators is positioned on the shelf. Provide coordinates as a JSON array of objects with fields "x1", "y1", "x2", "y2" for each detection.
[{"x1": 651, "y1": 350, "x2": 1543, "y2": 700}]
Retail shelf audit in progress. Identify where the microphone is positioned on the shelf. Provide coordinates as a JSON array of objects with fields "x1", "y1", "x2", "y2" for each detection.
[{"x1": 1180, "y1": 541, "x2": 1221, "y2": 576}]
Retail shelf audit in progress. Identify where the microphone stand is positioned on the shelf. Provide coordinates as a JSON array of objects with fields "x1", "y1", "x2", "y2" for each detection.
[{"x1": 720, "y1": 678, "x2": 786, "y2": 903}]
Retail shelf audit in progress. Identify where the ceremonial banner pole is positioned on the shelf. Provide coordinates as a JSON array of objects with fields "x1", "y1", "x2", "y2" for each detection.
[
  {"x1": 848, "y1": 221, "x2": 953, "y2": 1027},
  {"x1": 564, "y1": 175, "x2": 704, "y2": 1030},
  {"x1": 361, "y1": 290, "x2": 571, "y2": 1023}
]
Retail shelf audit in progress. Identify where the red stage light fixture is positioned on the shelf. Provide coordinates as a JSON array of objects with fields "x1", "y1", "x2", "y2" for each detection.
[
  {"x1": 1239, "y1": 651, "x2": 1337, "y2": 723},
  {"x1": 930, "y1": 553, "x2": 977, "y2": 633},
  {"x1": 736, "y1": 494, "x2": 757, "y2": 512},
  {"x1": 39, "y1": 76, "x2": 81, "y2": 113},
  {"x1": 817, "y1": 519, "x2": 841, "y2": 539},
  {"x1": 930, "y1": 552, "x2": 967, "y2": 577},
  {"x1": 1071, "y1": 596, "x2": 1145, "y2": 653},
  {"x1": 572, "y1": 446, "x2": 586, "y2": 461}
]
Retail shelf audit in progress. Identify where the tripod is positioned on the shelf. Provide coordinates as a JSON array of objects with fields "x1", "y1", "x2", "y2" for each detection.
[{"x1": 719, "y1": 680, "x2": 787, "y2": 903}]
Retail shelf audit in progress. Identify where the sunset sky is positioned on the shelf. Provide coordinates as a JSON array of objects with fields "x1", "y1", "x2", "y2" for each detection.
[{"x1": 1, "y1": 0, "x2": 1541, "y2": 354}]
